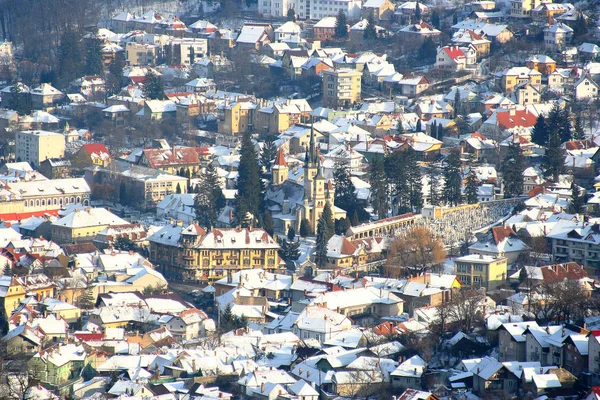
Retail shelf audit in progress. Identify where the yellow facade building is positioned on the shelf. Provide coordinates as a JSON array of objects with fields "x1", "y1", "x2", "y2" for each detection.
[
  {"x1": 322, "y1": 69, "x2": 362, "y2": 109},
  {"x1": 148, "y1": 223, "x2": 282, "y2": 282},
  {"x1": 454, "y1": 254, "x2": 508, "y2": 292},
  {"x1": 51, "y1": 207, "x2": 130, "y2": 244},
  {"x1": 0, "y1": 274, "x2": 56, "y2": 319}
]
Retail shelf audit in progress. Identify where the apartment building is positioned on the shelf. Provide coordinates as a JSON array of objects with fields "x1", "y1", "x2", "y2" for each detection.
[
  {"x1": 258, "y1": 0, "x2": 361, "y2": 20},
  {"x1": 454, "y1": 254, "x2": 508, "y2": 291},
  {"x1": 166, "y1": 38, "x2": 208, "y2": 65},
  {"x1": 51, "y1": 207, "x2": 129, "y2": 244},
  {"x1": 497, "y1": 67, "x2": 542, "y2": 93},
  {"x1": 322, "y1": 69, "x2": 362, "y2": 109},
  {"x1": 509, "y1": 0, "x2": 544, "y2": 18},
  {"x1": 15, "y1": 130, "x2": 65, "y2": 169},
  {"x1": 125, "y1": 42, "x2": 160, "y2": 66},
  {"x1": 148, "y1": 222, "x2": 281, "y2": 282},
  {"x1": 547, "y1": 219, "x2": 600, "y2": 270}
]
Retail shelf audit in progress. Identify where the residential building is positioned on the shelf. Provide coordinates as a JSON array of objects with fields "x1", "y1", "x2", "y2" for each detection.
[
  {"x1": 38, "y1": 158, "x2": 72, "y2": 180},
  {"x1": 497, "y1": 67, "x2": 542, "y2": 93},
  {"x1": 544, "y1": 23, "x2": 573, "y2": 51},
  {"x1": 397, "y1": 22, "x2": 441, "y2": 42},
  {"x1": 498, "y1": 321, "x2": 539, "y2": 361},
  {"x1": 513, "y1": 82, "x2": 541, "y2": 106},
  {"x1": 139, "y1": 147, "x2": 201, "y2": 176},
  {"x1": 574, "y1": 74, "x2": 600, "y2": 101},
  {"x1": 291, "y1": 304, "x2": 352, "y2": 342},
  {"x1": 547, "y1": 219, "x2": 600, "y2": 269},
  {"x1": 236, "y1": 24, "x2": 273, "y2": 50},
  {"x1": 30, "y1": 84, "x2": 64, "y2": 110},
  {"x1": 148, "y1": 222, "x2": 281, "y2": 282},
  {"x1": 167, "y1": 38, "x2": 208, "y2": 65},
  {"x1": 85, "y1": 159, "x2": 188, "y2": 211},
  {"x1": 435, "y1": 45, "x2": 476, "y2": 71},
  {"x1": 454, "y1": 254, "x2": 508, "y2": 291},
  {"x1": 72, "y1": 143, "x2": 112, "y2": 169},
  {"x1": 307, "y1": 0, "x2": 362, "y2": 20},
  {"x1": 125, "y1": 42, "x2": 160, "y2": 65},
  {"x1": 361, "y1": 0, "x2": 395, "y2": 21},
  {"x1": 217, "y1": 98, "x2": 258, "y2": 136},
  {"x1": 525, "y1": 55, "x2": 557, "y2": 74},
  {"x1": 322, "y1": 69, "x2": 362, "y2": 109},
  {"x1": 469, "y1": 226, "x2": 529, "y2": 264},
  {"x1": 509, "y1": 0, "x2": 544, "y2": 18},
  {"x1": 0, "y1": 274, "x2": 55, "y2": 319},
  {"x1": 15, "y1": 130, "x2": 66, "y2": 169},
  {"x1": 50, "y1": 207, "x2": 130, "y2": 244},
  {"x1": 313, "y1": 17, "x2": 338, "y2": 41}
]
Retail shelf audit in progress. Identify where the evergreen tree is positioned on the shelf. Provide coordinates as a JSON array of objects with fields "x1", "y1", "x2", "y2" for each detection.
[
  {"x1": 299, "y1": 218, "x2": 311, "y2": 238},
  {"x1": 322, "y1": 201, "x2": 335, "y2": 237},
  {"x1": 415, "y1": 119, "x2": 422, "y2": 132},
  {"x1": 84, "y1": 37, "x2": 104, "y2": 76},
  {"x1": 546, "y1": 104, "x2": 572, "y2": 143},
  {"x1": 431, "y1": 121, "x2": 438, "y2": 139},
  {"x1": 143, "y1": 71, "x2": 166, "y2": 100},
  {"x1": 455, "y1": 110, "x2": 471, "y2": 135},
  {"x1": 287, "y1": 226, "x2": 296, "y2": 242},
  {"x1": 437, "y1": 123, "x2": 445, "y2": 140},
  {"x1": 351, "y1": 210, "x2": 360, "y2": 226},
  {"x1": 333, "y1": 156, "x2": 363, "y2": 219},
  {"x1": 443, "y1": 150, "x2": 462, "y2": 206},
  {"x1": 502, "y1": 142, "x2": 525, "y2": 198},
  {"x1": 431, "y1": 10, "x2": 440, "y2": 29},
  {"x1": 279, "y1": 239, "x2": 300, "y2": 261},
  {"x1": 114, "y1": 236, "x2": 136, "y2": 252},
  {"x1": 428, "y1": 168, "x2": 440, "y2": 205},
  {"x1": 78, "y1": 287, "x2": 96, "y2": 309},
  {"x1": 194, "y1": 164, "x2": 226, "y2": 228},
  {"x1": 453, "y1": 89, "x2": 461, "y2": 118},
  {"x1": 531, "y1": 115, "x2": 549, "y2": 146},
  {"x1": 235, "y1": 131, "x2": 263, "y2": 224},
  {"x1": 176, "y1": 183, "x2": 182, "y2": 194},
  {"x1": 57, "y1": 28, "x2": 84, "y2": 87},
  {"x1": 119, "y1": 182, "x2": 127, "y2": 204},
  {"x1": 414, "y1": 0, "x2": 422, "y2": 22},
  {"x1": 464, "y1": 170, "x2": 479, "y2": 204},
  {"x1": 385, "y1": 149, "x2": 422, "y2": 214},
  {"x1": 370, "y1": 154, "x2": 388, "y2": 219},
  {"x1": 542, "y1": 130, "x2": 564, "y2": 181},
  {"x1": 569, "y1": 183, "x2": 584, "y2": 214},
  {"x1": 315, "y1": 211, "x2": 333, "y2": 267},
  {"x1": 260, "y1": 135, "x2": 277, "y2": 173},
  {"x1": 363, "y1": 15, "x2": 377, "y2": 41},
  {"x1": 9, "y1": 83, "x2": 32, "y2": 116},
  {"x1": 334, "y1": 9, "x2": 348, "y2": 39},
  {"x1": 263, "y1": 211, "x2": 274, "y2": 236},
  {"x1": 573, "y1": 115, "x2": 584, "y2": 140},
  {"x1": 106, "y1": 54, "x2": 125, "y2": 95},
  {"x1": 335, "y1": 217, "x2": 351, "y2": 235},
  {"x1": 418, "y1": 37, "x2": 437, "y2": 65},
  {"x1": 573, "y1": 12, "x2": 588, "y2": 38},
  {"x1": 287, "y1": 8, "x2": 296, "y2": 21},
  {"x1": 220, "y1": 304, "x2": 233, "y2": 329}
]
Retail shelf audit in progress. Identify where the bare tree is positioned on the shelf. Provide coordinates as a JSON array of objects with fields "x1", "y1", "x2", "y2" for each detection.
[
  {"x1": 445, "y1": 289, "x2": 486, "y2": 333},
  {"x1": 386, "y1": 226, "x2": 447, "y2": 277}
]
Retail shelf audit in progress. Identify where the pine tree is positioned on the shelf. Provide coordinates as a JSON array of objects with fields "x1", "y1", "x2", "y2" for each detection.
[
  {"x1": 322, "y1": 201, "x2": 335, "y2": 237},
  {"x1": 300, "y1": 218, "x2": 311, "y2": 238},
  {"x1": 106, "y1": 54, "x2": 125, "y2": 95},
  {"x1": 220, "y1": 303, "x2": 233, "y2": 329},
  {"x1": 573, "y1": 12, "x2": 588, "y2": 38},
  {"x1": 78, "y1": 287, "x2": 96, "y2": 309},
  {"x1": 464, "y1": 171, "x2": 479, "y2": 204},
  {"x1": 406, "y1": 149, "x2": 423, "y2": 212},
  {"x1": 279, "y1": 239, "x2": 300, "y2": 261},
  {"x1": 57, "y1": 28, "x2": 84, "y2": 87},
  {"x1": 287, "y1": 226, "x2": 296, "y2": 241},
  {"x1": 437, "y1": 123, "x2": 445, "y2": 140},
  {"x1": 194, "y1": 164, "x2": 225, "y2": 228},
  {"x1": 573, "y1": 115, "x2": 584, "y2": 140},
  {"x1": 414, "y1": 0, "x2": 422, "y2": 22},
  {"x1": 287, "y1": 8, "x2": 296, "y2": 21},
  {"x1": 351, "y1": 210, "x2": 360, "y2": 226},
  {"x1": 453, "y1": 89, "x2": 461, "y2": 118},
  {"x1": 334, "y1": 9, "x2": 348, "y2": 39},
  {"x1": 443, "y1": 150, "x2": 462, "y2": 206},
  {"x1": 415, "y1": 119, "x2": 422, "y2": 132},
  {"x1": 143, "y1": 71, "x2": 166, "y2": 100},
  {"x1": 260, "y1": 135, "x2": 277, "y2": 173},
  {"x1": 428, "y1": 168, "x2": 440, "y2": 205},
  {"x1": 502, "y1": 142, "x2": 525, "y2": 198},
  {"x1": 542, "y1": 130, "x2": 564, "y2": 181},
  {"x1": 263, "y1": 211, "x2": 274, "y2": 236},
  {"x1": 9, "y1": 83, "x2": 32, "y2": 116},
  {"x1": 235, "y1": 131, "x2": 263, "y2": 224},
  {"x1": 385, "y1": 148, "x2": 421, "y2": 214},
  {"x1": 546, "y1": 104, "x2": 572, "y2": 143},
  {"x1": 363, "y1": 15, "x2": 377, "y2": 41},
  {"x1": 176, "y1": 183, "x2": 182, "y2": 194},
  {"x1": 334, "y1": 157, "x2": 363, "y2": 219},
  {"x1": 569, "y1": 183, "x2": 584, "y2": 214},
  {"x1": 431, "y1": 121, "x2": 438, "y2": 139},
  {"x1": 531, "y1": 115, "x2": 549, "y2": 146},
  {"x1": 370, "y1": 154, "x2": 388, "y2": 219},
  {"x1": 315, "y1": 214, "x2": 332, "y2": 267},
  {"x1": 418, "y1": 37, "x2": 437, "y2": 64},
  {"x1": 431, "y1": 10, "x2": 440, "y2": 29},
  {"x1": 84, "y1": 37, "x2": 104, "y2": 76},
  {"x1": 119, "y1": 182, "x2": 128, "y2": 205}
]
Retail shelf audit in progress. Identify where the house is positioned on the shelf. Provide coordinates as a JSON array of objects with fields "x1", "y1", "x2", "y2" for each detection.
[
  {"x1": 30, "y1": 84, "x2": 64, "y2": 110},
  {"x1": 574, "y1": 74, "x2": 599, "y2": 101},
  {"x1": 362, "y1": 0, "x2": 394, "y2": 21},
  {"x1": 139, "y1": 146, "x2": 201, "y2": 176},
  {"x1": 158, "y1": 308, "x2": 208, "y2": 341},
  {"x1": 274, "y1": 21, "x2": 302, "y2": 42},
  {"x1": 397, "y1": 389, "x2": 441, "y2": 400},
  {"x1": 72, "y1": 143, "x2": 112, "y2": 169},
  {"x1": 396, "y1": 75, "x2": 429, "y2": 96},
  {"x1": 513, "y1": 82, "x2": 541, "y2": 106},
  {"x1": 435, "y1": 45, "x2": 476, "y2": 71},
  {"x1": 349, "y1": 19, "x2": 388, "y2": 43},
  {"x1": 499, "y1": 321, "x2": 542, "y2": 361},
  {"x1": 2, "y1": 323, "x2": 44, "y2": 356},
  {"x1": 509, "y1": 0, "x2": 544, "y2": 18},
  {"x1": 390, "y1": 355, "x2": 426, "y2": 389},
  {"x1": 51, "y1": 207, "x2": 129, "y2": 244},
  {"x1": 313, "y1": 17, "x2": 339, "y2": 41},
  {"x1": 452, "y1": 30, "x2": 491, "y2": 59},
  {"x1": 544, "y1": 23, "x2": 573, "y2": 51},
  {"x1": 236, "y1": 24, "x2": 273, "y2": 50},
  {"x1": 454, "y1": 254, "x2": 508, "y2": 291},
  {"x1": 398, "y1": 23, "x2": 441, "y2": 42},
  {"x1": 469, "y1": 226, "x2": 530, "y2": 264},
  {"x1": 497, "y1": 67, "x2": 542, "y2": 93},
  {"x1": 139, "y1": 100, "x2": 177, "y2": 121},
  {"x1": 525, "y1": 55, "x2": 557, "y2": 74},
  {"x1": 292, "y1": 304, "x2": 352, "y2": 342}
]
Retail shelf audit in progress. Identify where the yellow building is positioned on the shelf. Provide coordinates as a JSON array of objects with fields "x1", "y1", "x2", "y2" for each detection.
[
  {"x1": 509, "y1": 0, "x2": 545, "y2": 18},
  {"x1": 15, "y1": 130, "x2": 65, "y2": 169},
  {"x1": 0, "y1": 274, "x2": 55, "y2": 319},
  {"x1": 454, "y1": 254, "x2": 508, "y2": 292},
  {"x1": 51, "y1": 207, "x2": 130, "y2": 244},
  {"x1": 217, "y1": 99, "x2": 257, "y2": 136},
  {"x1": 498, "y1": 67, "x2": 542, "y2": 93},
  {"x1": 125, "y1": 42, "x2": 159, "y2": 65},
  {"x1": 322, "y1": 69, "x2": 362, "y2": 109},
  {"x1": 148, "y1": 223, "x2": 282, "y2": 282}
]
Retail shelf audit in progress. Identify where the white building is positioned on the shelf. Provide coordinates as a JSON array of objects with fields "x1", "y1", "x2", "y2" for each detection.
[
  {"x1": 260, "y1": 0, "x2": 361, "y2": 20},
  {"x1": 15, "y1": 130, "x2": 65, "y2": 169}
]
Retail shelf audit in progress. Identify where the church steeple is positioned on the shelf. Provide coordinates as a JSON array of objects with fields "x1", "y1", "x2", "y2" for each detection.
[{"x1": 308, "y1": 117, "x2": 316, "y2": 166}]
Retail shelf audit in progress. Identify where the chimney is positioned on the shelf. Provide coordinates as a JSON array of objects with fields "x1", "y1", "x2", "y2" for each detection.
[{"x1": 261, "y1": 383, "x2": 265, "y2": 393}]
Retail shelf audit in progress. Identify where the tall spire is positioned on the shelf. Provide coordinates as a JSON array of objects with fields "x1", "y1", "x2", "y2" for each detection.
[{"x1": 309, "y1": 116, "x2": 315, "y2": 165}]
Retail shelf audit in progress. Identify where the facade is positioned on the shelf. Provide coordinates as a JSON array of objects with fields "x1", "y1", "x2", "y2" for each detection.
[
  {"x1": 544, "y1": 23, "x2": 573, "y2": 51},
  {"x1": 454, "y1": 254, "x2": 508, "y2": 291},
  {"x1": 498, "y1": 67, "x2": 542, "y2": 93},
  {"x1": 509, "y1": 0, "x2": 544, "y2": 18},
  {"x1": 125, "y1": 42, "x2": 160, "y2": 66},
  {"x1": 15, "y1": 130, "x2": 66, "y2": 169},
  {"x1": 148, "y1": 222, "x2": 281, "y2": 282},
  {"x1": 322, "y1": 69, "x2": 362, "y2": 109},
  {"x1": 51, "y1": 207, "x2": 130, "y2": 244}
]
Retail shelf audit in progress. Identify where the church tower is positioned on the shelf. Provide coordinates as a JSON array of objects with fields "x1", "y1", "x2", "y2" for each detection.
[
  {"x1": 271, "y1": 148, "x2": 288, "y2": 185},
  {"x1": 304, "y1": 120, "x2": 318, "y2": 200}
]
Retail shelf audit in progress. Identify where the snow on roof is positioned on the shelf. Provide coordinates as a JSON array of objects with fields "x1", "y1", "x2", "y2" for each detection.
[{"x1": 391, "y1": 355, "x2": 426, "y2": 377}]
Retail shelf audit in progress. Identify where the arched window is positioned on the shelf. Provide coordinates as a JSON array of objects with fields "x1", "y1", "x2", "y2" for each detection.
[{"x1": 35, "y1": 199, "x2": 40, "y2": 207}]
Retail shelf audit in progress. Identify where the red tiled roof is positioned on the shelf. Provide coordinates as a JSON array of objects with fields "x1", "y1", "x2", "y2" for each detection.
[
  {"x1": 565, "y1": 140, "x2": 596, "y2": 150},
  {"x1": 340, "y1": 237, "x2": 358, "y2": 255},
  {"x1": 496, "y1": 109, "x2": 537, "y2": 130},
  {"x1": 83, "y1": 143, "x2": 110, "y2": 157},
  {"x1": 492, "y1": 226, "x2": 517, "y2": 245},
  {"x1": 528, "y1": 185, "x2": 545, "y2": 198},
  {"x1": 443, "y1": 46, "x2": 465, "y2": 61},
  {"x1": 0, "y1": 210, "x2": 60, "y2": 222},
  {"x1": 540, "y1": 262, "x2": 588, "y2": 283},
  {"x1": 143, "y1": 147, "x2": 200, "y2": 168},
  {"x1": 274, "y1": 148, "x2": 287, "y2": 167}
]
